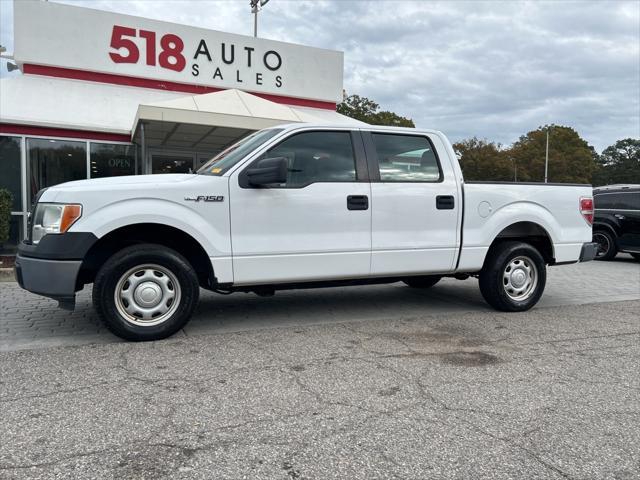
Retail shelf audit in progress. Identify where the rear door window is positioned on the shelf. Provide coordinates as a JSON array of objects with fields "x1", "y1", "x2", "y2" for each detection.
[{"x1": 370, "y1": 133, "x2": 442, "y2": 182}]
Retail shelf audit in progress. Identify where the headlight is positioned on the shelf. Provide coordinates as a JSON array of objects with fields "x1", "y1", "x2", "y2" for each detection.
[{"x1": 32, "y1": 203, "x2": 82, "y2": 244}]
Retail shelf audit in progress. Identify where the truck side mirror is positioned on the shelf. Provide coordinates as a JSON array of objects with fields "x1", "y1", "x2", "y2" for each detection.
[{"x1": 245, "y1": 157, "x2": 288, "y2": 187}]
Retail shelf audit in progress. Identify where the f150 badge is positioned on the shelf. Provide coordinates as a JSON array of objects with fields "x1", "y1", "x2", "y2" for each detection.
[{"x1": 184, "y1": 195, "x2": 224, "y2": 202}]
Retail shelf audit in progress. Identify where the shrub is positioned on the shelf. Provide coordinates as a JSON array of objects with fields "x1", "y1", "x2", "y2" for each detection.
[{"x1": 0, "y1": 189, "x2": 13, "y2": 245}]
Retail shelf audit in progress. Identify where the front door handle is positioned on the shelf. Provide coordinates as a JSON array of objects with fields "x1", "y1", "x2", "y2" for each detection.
[
  {"x1": 347, "y1": 195, "x2": 369, "y2": 211},
  {"x1": 436, "y1": 195, "x2": 455, "y2": 210}
]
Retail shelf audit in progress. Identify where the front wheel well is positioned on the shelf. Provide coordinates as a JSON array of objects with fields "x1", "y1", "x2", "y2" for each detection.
[
  {"x1": 488, "y1": 221, "x2": 554, "y2": 265},
  {"x1": 77, "y1": 223, "x2": 215, "y2": 289}
]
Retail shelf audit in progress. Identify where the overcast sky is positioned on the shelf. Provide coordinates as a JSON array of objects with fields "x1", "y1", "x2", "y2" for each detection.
[{"x1": 1, "y1": 0, "x2": 638, "y2": 151}]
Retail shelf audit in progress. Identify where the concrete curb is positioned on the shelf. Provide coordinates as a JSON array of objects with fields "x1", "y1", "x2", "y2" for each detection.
[{"x1": 0, "y1": 268, "x2": 16, "y2": 282}]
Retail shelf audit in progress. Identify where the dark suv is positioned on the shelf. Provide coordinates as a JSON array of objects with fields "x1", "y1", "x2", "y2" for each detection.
[{"x1": 592, "y1": 184, "x2": 640, "y2": 261}]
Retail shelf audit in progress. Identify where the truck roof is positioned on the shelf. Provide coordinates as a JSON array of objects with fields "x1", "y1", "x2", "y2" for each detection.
[
  {"x1": 275, "y1": 123, "x2": 443, "y2": 136},
  {"x1": 593, "y1": 184, "x2": 640, "y2": 194}
]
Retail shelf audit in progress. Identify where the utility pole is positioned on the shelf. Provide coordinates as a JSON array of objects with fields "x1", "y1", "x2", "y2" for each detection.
[
  {"x1": 544, "y1": 128, "x2": 550, "y2": 183},
  {"x1": 250, "y1": 0, "x2": 271, "y2": 37}
]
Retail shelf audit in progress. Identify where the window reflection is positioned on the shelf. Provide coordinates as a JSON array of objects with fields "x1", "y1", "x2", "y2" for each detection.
[
  {"x1": 0, "y1": 136, "x2": 22, "y2": 211},
  {"x1": 27, "y1": 138, "x2": 87, "y2": 203},
  {"x1": 0, "y1": 215, "x2": 23, "y2": 254},
  {"x1": 90, "y1": 143, "x2": 136, "y2": 178},
  {"x1": 372, "y1": 133, "x2": 442, "y2": 182}
]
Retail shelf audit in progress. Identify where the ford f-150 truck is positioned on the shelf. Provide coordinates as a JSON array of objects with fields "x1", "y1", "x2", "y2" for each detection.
[{"x1": 15, "y1": 124, "x2": 598, "y2": 341}]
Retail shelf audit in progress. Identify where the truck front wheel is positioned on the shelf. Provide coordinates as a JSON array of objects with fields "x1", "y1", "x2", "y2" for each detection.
[
  {"x1": 93, "y1": 244, "x2": 199, "y2": 341},
  {"x1": 479, "y1": 241, "x2": 546, "y2": 312}
]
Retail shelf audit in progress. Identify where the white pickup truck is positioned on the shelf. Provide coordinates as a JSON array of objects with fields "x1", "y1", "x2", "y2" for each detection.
[{"x1": 16, "y1": 124, "x2": 598, "y2": 341}]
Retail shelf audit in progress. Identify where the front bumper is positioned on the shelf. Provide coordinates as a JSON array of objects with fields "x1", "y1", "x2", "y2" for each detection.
[
  {"x1": 14, "y1": 232, "x2": 96, "y2": 310},
  {"x1": 579, "y1": 242, "x2": 598, "y2": 262},
  {"x1": 15, "y1": 254, "x2": 82, "y2": 308}
]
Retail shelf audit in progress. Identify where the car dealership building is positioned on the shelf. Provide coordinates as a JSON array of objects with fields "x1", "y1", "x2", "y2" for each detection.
[{"x1": 0, "y1": 0, "x2": 356, "y2": 250}]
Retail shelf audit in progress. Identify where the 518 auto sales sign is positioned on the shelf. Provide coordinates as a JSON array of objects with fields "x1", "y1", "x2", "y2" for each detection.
[{"x1": 13, "y1": 0, "x2": 344, "y2": 103}]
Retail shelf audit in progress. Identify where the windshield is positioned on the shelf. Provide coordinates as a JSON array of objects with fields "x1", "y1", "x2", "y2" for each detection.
[{"x1": 197, "y1": 128, "x2": 284, "y2": 175}]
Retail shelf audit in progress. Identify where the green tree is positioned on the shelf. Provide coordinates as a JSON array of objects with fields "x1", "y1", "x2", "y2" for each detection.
[
  {"x1": 337, "y1": 94, "x2": 415, "y2": 127},
  {"x1": 509, "y1": 125, "x2": 596, "y2": 184},
  {"x1": 592, "y1": 138, "x2": 640, "y2": 186},
  {"x1": 453, "y1": 137, "x2": 514, "y2": 181}
]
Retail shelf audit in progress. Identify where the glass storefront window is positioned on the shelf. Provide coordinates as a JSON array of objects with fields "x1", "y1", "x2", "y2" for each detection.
[
  {"x1": 152, "y1": 154, "x2": 194, "y2": 174},
  {"x1": 27, "y1": 138, "x2": 87, "y2": 204},
  {"x1": 0, "y1": 215, "x2": 23, "y2": 254},
  {"x1": 90, "y1": 143, "x2": 137, "y2": 178},
  {"x1": 0, "y1": 136, "x2": 23, "y2": 211}
]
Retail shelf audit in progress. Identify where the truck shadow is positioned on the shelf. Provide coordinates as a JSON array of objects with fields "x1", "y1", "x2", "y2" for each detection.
[{"x1": 187, "y1": 280, "x2": 489, "y2": 335}]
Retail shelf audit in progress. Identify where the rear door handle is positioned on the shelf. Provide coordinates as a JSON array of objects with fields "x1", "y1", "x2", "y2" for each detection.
[
  {"x1": 436, "y1": 195, "x2": 455, "y2": 210},
  {"x1": 347, "y1": 195, "x2": 369, "y2": 211}
]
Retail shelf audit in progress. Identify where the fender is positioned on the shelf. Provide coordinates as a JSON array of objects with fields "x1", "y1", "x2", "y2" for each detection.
[
  {"x1": 68, "y1": 197, "x2": 231, "y2": 258},
  {"x1": 458, "y1": 200, "x2": 562, "y2": 271},
  {"x1": 484, "y1": 201, "x2": 560, "y2": 247}
]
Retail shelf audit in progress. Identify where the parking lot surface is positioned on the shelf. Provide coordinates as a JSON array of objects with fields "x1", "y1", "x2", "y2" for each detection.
[
  {"x1": 1, "y1": 255, "x2": 639, "y2": 352},
  {"x1": 1, "y1": 298, "x2": 639, "y2": 479}
]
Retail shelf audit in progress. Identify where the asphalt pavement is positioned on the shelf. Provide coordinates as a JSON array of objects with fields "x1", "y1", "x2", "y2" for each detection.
[
  {"x1": 0, "y1": 300, "x2": 639, "y2": 479},
  {"x1": 1, "y1": 255, "x2": 639, "y2": 352},
  {"x1": 0, "y1": 255, "x2": 639, "y2": 479}
]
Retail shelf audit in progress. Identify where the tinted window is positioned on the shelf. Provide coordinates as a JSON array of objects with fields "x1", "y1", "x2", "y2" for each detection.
[
  {"x1": 371, "y1": 133, "x2": 441, "y2": 182},
  {"x1": 595, "y1": 192, "x2": 640, "y2": 210},
  {"x1": 627, "y1": 192, "x2": 640, "y2": 210},
  {"x1": 262, "y1": 131, "x2": 356, "y2": 188}
]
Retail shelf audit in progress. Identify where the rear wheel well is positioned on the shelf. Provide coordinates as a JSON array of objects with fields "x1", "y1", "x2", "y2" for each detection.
[
  {"x1": 489, "y1": 222, "x2": 554, "y2": 265},
  {"x1": 77, "y1": 223, "x2": 214, "y2": 289}
]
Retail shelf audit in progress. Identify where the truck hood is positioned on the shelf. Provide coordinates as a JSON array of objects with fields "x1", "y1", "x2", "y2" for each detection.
[
  {"x1": 40, "y1": 174, "x2": 228, "y2": 204},
  {"x1": 45, "y1": 174, "x2": 196, "y2": 192}
]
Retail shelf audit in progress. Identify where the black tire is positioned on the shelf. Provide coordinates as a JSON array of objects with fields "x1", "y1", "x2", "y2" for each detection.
[
  {"x1": 479, "y1": 241, "x2": 546, "y2": 312},
  {"x1": 593, "y1": 230, "x2": 617, "y2": 261},
  {"x1": 631, "y1": 253, "x2": 640, "y2": 262},
  {"x1": 93, "y1": 244, "x2": 199, "y2": 341},
  {"x1": 403, "y1": 276, "x2": 442, "y2": 289}
]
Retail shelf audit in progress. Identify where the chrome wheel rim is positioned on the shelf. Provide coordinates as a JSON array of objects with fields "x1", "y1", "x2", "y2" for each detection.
[
  {"x1": 503, "y1": 256, "x2": 538, "y2": 302},
  {"x1": 593, "y1": 232, "x2": 610, "y2": 257},
  {"x1": 114, "y1": 264, "x2": 181, "y2": 327}
]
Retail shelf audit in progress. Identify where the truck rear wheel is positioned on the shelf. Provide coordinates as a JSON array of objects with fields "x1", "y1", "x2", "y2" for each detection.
[
  {"x1": 93, "y1": 244, "x2": 199, "y2": 341},
  {"x1": 403, "y1": 276, "x2": 441, "y2": 289},
  {"x1": 479, "y1": 241, "x2": 546, "y2": 312}
]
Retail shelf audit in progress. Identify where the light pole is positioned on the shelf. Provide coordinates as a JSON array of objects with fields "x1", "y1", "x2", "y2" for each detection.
[
  {"x1": 250, "y1": 0, "x2": 271, "y2": 37},
  {"x1": 510, "y1": 157, "x2": 517, "y2": 182},
  {"x1": 544, "y1": 127, "x2": 550, "y2": 183}
]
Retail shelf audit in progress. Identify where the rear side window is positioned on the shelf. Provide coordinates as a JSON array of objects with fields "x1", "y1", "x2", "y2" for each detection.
[
  {"x1": 263, "y1": 131, "x2": 357, "y2": 188},
  {"x1": 595, "y1": 192, "x2": 640, "y2": 210},
  {"x1": 371, "y1": 133, "x2": 442, "y2": 182},
  {"x1": 628, "y1": 193, "x2": 640, "y2": 210}
]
